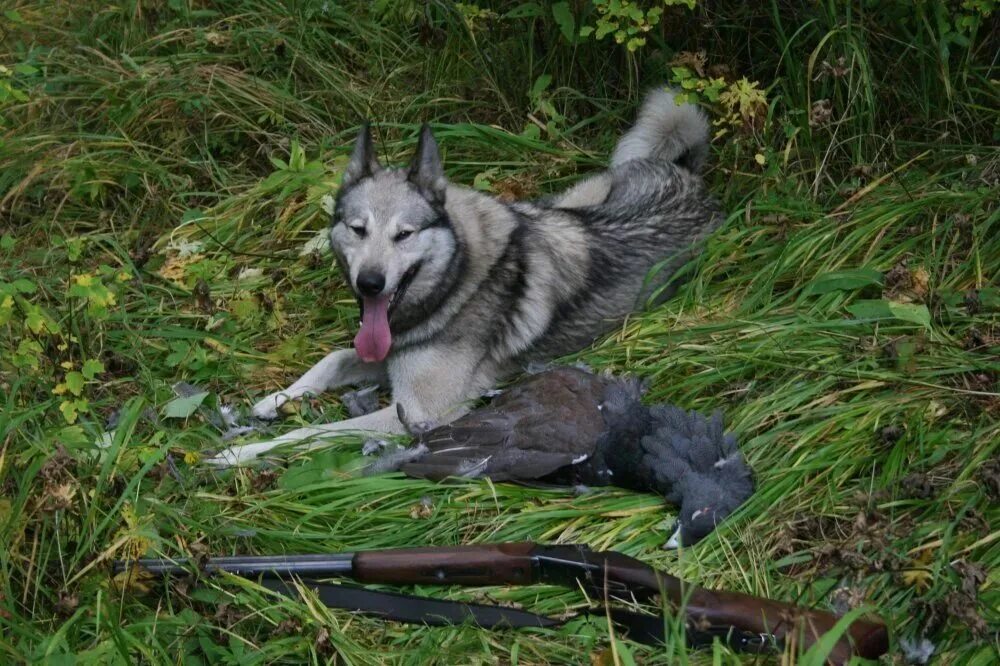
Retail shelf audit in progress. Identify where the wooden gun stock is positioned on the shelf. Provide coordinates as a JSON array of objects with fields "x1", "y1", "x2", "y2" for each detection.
[{"x1": 599, "y1": 549, "x2": 887, "y2": 663}]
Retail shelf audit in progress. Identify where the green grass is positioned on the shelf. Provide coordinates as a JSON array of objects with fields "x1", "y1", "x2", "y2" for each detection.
[{"x1": 1, "y1": 1, "x2": 997, "y2": 664}]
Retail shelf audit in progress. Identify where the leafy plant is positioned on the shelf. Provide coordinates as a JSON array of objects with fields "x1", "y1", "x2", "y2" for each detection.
[
  {"x1": 52, "y1": 359, "x2": 104, "y2": 424},
  {"x1": 579, "y1": 0, "x2": 697, "y2": 52}
]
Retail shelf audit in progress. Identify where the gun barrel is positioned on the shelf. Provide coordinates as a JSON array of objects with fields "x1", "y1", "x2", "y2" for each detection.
[{"x1": 115, "y1": 553, "x2": 356, "y2": 577}]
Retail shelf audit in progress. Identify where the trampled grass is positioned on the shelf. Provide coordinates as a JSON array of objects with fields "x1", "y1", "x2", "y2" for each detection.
[{"x1": 1, "y1": 1, "x2": 997, "y2": 664}]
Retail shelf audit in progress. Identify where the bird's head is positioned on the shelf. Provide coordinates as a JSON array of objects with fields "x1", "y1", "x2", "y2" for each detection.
[{"x1": 663, "y1": 503, "x2": 721, "y2": 549}]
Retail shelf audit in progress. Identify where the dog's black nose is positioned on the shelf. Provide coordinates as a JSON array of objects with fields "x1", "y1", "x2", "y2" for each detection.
[{"x1": 356, "y1": 270, "x2": 386, "y2": 297}]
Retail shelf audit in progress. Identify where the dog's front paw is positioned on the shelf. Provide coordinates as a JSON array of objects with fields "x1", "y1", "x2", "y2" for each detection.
[
  {"x1": 205, "y1": 442, "x2": 274, "y2": 467},
  {"x1": 252, "y1": 391, "x2": 296, "y2": 420}
]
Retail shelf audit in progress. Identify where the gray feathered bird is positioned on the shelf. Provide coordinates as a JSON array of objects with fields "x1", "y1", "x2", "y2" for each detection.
[{"x1": 368, "y1": 367, "x2": 753, "y2": 546}]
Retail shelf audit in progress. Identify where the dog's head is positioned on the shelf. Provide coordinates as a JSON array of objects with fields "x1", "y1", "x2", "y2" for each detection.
[{"x1": 329, "y1": 124, "x2": 459, "y2": 363}]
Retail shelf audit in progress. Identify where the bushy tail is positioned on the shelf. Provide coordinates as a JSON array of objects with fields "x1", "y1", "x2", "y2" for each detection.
[{"x1": 610, "y1": 88, "x2": 710, "y2": 171}]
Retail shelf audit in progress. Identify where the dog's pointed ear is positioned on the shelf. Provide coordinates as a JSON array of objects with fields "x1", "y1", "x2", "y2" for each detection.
[
  {"x1": 342, "y1": 122, "x2": 381, "y2": 188},
  {"x1": 408, "y1": 124, "x2": 446, "y2": 203}
]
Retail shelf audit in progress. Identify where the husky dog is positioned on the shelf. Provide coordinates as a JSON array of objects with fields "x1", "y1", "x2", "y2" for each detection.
[{"x1": 210, "y1": 89, "x2": 721, "y2": 466}]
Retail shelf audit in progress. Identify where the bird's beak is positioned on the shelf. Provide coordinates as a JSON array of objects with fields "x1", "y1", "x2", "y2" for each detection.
[{"x1": 663, "y1": 523, "x2": 683, "y2": 550}]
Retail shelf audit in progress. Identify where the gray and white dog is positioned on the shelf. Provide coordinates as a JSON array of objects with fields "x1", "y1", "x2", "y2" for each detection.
[{"x1": 210, "y1": 89, "x2": 722, "y2": 466}]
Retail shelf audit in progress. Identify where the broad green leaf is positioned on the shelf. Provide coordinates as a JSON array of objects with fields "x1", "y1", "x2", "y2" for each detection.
[
  {"x1": 181, "y1": 208, "x2": 206, "y2": 223},
  {"x1": 551, "y1": 2, "x2": 575, "y2": 43},
  {"x1": 888, "y1": 302, "x2": 932, "y2": 328},
  {"x1": 65, "y1": 371, "x2": 85, "y2": 396},
  {"x1": 25, "y1": 308, "x2": 46, "y2": 333},
  {"x1": 81, "y1": 359, "x2": 104, "y2": 380},
  {"x1": 162, "y1": 391, "x2": 209, "y2": 419},
  {"x1": 846, "y1": 299, "x2": 894, "y2": 320},
  {"x1": 530, "y1": 73, "x2": 552, "y2": 99},
  {"x1": 595, "y1": 19, "x2": 617, "y2": 39},
  {"x1": 804, "y1": 268, "x2": 883, "y2": 295},
  {"x1": 505, "y1": 2, "x2": 543, "y2": 18},
  {"x1": 59, "y1": 400, "x2": 79, "y2": 424},
  {"x1": 847, "y1": 299, "x2": 932, "y2": 329},
  {"x1": 11, "y1": 278, "x2": 36, "y2": 293}
]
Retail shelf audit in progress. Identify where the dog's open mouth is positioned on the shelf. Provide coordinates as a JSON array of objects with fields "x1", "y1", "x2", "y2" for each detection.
[{"x1": 354, "y1": 263, "x2": 420, "y2": 363}]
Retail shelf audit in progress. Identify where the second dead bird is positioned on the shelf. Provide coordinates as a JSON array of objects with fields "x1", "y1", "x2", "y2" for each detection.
[{"x1": 357, "y1": 366, "x2": 754, "y2": 547}]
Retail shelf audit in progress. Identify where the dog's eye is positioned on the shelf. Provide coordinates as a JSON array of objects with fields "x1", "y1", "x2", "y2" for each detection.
[
  {"x1": 394, "y1": 229, "x2": 413, "y2": 242},
  {"x1": 350, "y1": 224, "x2": 366, "y2": 238}
]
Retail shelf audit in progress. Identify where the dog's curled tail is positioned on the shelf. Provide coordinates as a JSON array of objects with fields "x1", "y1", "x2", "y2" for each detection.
[{"x1": 610, "y1": 88, "x2": 710, "y2": 172}]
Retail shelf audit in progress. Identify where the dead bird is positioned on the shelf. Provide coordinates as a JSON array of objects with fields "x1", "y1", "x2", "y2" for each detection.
[{"x1": 368, "y1": 366, "x2": 754, "y2": 547}]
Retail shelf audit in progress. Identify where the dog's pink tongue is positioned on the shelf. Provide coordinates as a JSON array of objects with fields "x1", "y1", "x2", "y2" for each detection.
[{"x1": 355, "y1": 295, "x2": 392, "y2": 362}]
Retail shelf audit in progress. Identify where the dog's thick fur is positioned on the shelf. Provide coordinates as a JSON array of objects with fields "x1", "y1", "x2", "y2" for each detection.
[{"x1": 210, "y1": 89, "x2": 722, "y2": 465}]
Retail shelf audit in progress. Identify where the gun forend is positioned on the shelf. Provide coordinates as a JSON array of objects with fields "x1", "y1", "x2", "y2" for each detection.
[{"x1": 352, "y1": 542, "x2": 539, "y2": 586}]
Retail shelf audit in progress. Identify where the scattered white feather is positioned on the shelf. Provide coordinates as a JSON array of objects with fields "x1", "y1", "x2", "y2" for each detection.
[
  {"x1": 166, "y1": 239, "x2": 204, "y2": 258},
  {"x1": 217, "y1": 404, "x2": 239, "y2": 427},
  {"x1": 221, "y1": 426, "x2": 257, "y2": 441},
  {"x1": 320, "y1": 193, "x2": 336, "y2": 215},
  {"x1": 299, "y1": 232, "x2": 331, "y2": 256},
  {"x1": 236, "y1": 267, "x2": 264, "y2": 281},
  {"x1": 713, "y1": 453, "x2": 739, "y2": 468},
  {"x1": 900, "y1": 637, "x2": 935, "y2": 665}
]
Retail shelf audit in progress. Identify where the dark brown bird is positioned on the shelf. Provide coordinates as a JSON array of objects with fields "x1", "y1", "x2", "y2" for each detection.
[{"x1": 365, "y1": 366, "x2": 754, "y2": 546}]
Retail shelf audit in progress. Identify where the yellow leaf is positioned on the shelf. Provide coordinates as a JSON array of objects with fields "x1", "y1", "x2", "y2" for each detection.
[
  {"x1": 183, "y1": 451, "x2": 200, "y2": 465},
  {"x1": 111, "y1": 566, "x2": 153, "y2": 594},
  {"x1": 60, "y1": 361, "x2": 75, "y2": 370},
  {"x1": 755, "y1": 153, "x2": 767, "y2": 165},
  {"x1": 158, "y1": 254, "x2": 203, "y2": 285},
  {"x1": 59, "y1": 400, "x2": 79, "y2": 424},
  {"x1": 901, "y1": 548, "x2": 935, "y2": 592},
  {"x1": 901, "y1": 567, "x2": 932, "y2": 592},
  {"x1": 52, "y1": 383, "x2": 68, "y2": 395},
  {"x1": 73, "y1": 273, "x2": 95, "y2": 287}
]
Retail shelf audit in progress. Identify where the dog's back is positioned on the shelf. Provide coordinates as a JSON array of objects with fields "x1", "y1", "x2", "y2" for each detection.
[{"x1": 508, "y1": 89, "x2": 722, "y2": 361}]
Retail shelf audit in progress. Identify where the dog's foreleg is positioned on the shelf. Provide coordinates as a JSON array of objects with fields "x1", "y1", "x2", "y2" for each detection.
[
  {"x1": 207, "y1": 405, "x2": 406, "y2": 467},
  {"x1": 252, "y1": 349, "x2": 386, "y2": 420}
]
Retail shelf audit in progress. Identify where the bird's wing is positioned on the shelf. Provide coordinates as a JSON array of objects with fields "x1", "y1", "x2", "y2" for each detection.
[{"x1": 402, "y1": 369, "x2": 607, "y2": 482}]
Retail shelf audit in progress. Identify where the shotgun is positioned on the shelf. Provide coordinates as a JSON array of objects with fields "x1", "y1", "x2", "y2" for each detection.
[{"x1": 115, "y1": 542, "x2": 888, "y2": 663}]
